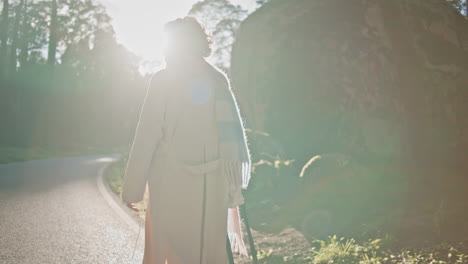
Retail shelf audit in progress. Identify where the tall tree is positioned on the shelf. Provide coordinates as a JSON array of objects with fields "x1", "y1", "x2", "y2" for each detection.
[
  {"x1": 47, "y1": 0, "x2": 58, "y2": 65},
  {"x1": 189, "y1": 0, "x2": 247, "y2": 71},
  {"x1": 9, "y1": 0, "x2": 26, "y2": 73},
  {"x1": 256, "y1": 0, "x2": 269, "y2": 7},
  {"x1": 59, "y1": 0, "x2": 112, "y2": 47},
  {"x1": 18, "y1": 0, "x2": 28, "y2": 70},
  {"x1": 0, "y1": 0, "x2": 10, "y2": 70},
  {"x1": 448, "y1": 0, "x2": 468, "y2": 16}
]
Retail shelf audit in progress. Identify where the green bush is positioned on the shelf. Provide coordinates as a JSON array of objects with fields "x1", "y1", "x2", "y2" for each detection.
[
  {"x1": 306, "y1": 236, "x2": 468, "y2": 264},
  {"x1": 309, "y1": 236, "x2": 383, "y2": 264}
]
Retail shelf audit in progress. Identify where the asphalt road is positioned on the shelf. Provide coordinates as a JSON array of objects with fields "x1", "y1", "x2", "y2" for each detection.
[{"x1": 0, "y1": 155, "x2": 144, "y2": 264}]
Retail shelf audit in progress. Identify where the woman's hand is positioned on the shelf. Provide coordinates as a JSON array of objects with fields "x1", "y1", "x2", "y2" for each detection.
[{"x1": 126, "y1": 203, "x2": 139, "y2": 212}]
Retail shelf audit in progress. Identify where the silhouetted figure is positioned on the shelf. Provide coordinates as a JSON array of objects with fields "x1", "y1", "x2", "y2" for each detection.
[{"x1": 121, "y1": 17, "x2": 251, "y2": 264}]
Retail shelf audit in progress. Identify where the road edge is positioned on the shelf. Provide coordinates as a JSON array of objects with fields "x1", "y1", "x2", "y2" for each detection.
[{"x1": 96, "y1": 163, "x2": 142, "y2": 235}]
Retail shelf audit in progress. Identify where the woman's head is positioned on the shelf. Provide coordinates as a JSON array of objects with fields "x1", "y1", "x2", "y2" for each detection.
[{"x1": 163, "y1": 16, "x2": 212, "y2": 62}]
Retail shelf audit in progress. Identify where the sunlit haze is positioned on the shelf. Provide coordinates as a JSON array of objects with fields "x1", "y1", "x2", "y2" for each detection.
[{"x1": 98, "y1": 0, "x2": 256, "y2": 73}]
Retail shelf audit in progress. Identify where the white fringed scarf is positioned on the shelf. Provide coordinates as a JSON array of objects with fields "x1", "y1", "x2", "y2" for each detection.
[{"x1": 214, "y1": 75, "x2": 252, "y2": 257}]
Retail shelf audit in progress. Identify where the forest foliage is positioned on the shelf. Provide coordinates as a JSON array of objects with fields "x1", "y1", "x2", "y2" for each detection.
[{"x1": 0, "y1": 0, "x2": 147, "y2": 157}]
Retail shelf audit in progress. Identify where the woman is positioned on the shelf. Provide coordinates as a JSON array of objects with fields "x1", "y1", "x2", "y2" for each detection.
[{"x1": 121, "y1": 17, "x2": 251, "y2": 264}]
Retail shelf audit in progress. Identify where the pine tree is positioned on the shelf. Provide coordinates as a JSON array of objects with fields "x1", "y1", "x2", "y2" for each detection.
[
  {"x1": 47, "y1": 0, "x2": 58, "y2": 66},
  {"x1": 0, "y1": 0, "x2": 10, "y2": 76}
]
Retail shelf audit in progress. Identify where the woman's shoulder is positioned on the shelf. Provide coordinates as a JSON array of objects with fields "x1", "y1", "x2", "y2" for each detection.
[
  {"x1": 145, "y1": 69, "x2": 172, "y2": 100},
  {"x1": 148, "y1": 69, "x2": 174, "y2": 92},
  {"x1": 150, "y1": 69, "x2": 170, "y2": 84},
  {"x1": 204, "y1": 62, "x2": 229, "y2": 87}
]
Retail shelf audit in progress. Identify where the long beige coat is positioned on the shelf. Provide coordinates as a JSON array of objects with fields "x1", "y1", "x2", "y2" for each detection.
[{"x1": 122, "y1": 59, "x2": 232, "y2": 264}]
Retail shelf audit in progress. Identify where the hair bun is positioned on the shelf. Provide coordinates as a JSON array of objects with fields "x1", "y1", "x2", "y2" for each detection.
[{"x1": 164, "y1": 16, "x2": 213, "y2": 59}]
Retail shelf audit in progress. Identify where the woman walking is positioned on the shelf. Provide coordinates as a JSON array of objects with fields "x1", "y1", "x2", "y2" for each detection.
[{"x1": 121, "y1": 17, "x2": 251, "y2": 264}]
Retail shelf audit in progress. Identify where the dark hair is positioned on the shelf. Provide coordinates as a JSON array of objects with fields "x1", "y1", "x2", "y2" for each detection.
[{"x1": 164, "y1": 16, "x2": 213, "y2": 59}]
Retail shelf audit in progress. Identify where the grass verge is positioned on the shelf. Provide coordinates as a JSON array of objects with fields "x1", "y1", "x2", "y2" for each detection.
[
  {"x1": 0, "y1": 146, "x2": 58, "y2": 164},
  {"x1": 104, "y1": 153, "x2": 147, "y2": 219}
]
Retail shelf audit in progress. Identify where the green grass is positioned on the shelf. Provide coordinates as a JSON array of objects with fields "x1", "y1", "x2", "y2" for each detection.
[
  {"x1": 0, "y1": 145, "x2": 128, "y2": 164},
  {"x1": 0, "y1": 146, "x2": 57, "y2": 164},
  {"x1": 103, "y1": 153, "x2": 148, "y2": 219},
  {"x1": 104, "y1": 154, "x2": 128, "y2": 195},
  {"x1": 254, "y1": 235, "x2": 468, "y2": 264}
]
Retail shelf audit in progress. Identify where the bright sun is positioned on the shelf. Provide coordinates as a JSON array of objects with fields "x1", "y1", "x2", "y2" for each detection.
[{"x1": 98, "y1": 0, "x2": 256, "y2": 74}]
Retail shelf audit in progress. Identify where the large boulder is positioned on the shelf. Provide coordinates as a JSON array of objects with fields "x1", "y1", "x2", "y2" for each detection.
[{"x1": 231, "y1": 0, "x2": 468, "y2": 242}]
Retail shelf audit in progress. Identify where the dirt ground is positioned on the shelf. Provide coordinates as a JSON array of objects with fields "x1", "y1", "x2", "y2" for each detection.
[{"x1": 234, "y1": 226, "x2": 311, "y2": 264}]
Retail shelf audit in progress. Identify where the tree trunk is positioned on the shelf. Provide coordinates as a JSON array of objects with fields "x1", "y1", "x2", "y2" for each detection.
[
  {"x1": 18, "y1": 0, "x2": 28, "y2": 71},
  {"x1": 0, "y1": 0, "x2": 10, "y2": 74},
  {"x1": 47, "y1": 0, "x2": 58, "y2": 66},
  {"x1": 9, "y1": 0, "x2": 24, "y2": 74},
  {"x1": 465, "y1": 0, "x2": 468, "y2": 16}
]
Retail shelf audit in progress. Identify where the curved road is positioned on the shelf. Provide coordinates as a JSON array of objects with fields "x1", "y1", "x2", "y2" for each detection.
[{"x1": 0, "y1": 155, "x2": 144, "y2": 264}]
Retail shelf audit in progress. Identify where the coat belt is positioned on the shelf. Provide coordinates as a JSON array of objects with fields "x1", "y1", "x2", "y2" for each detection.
[
  {"x1": 178, "y1": 159, "x2": 221, "y2": 175},
  {"x1": 157, "y1": 140, "x2": 221, "y2": 175}
]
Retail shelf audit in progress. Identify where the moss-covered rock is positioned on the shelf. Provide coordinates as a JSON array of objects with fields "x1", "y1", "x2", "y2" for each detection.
[{"x1": 232, "y1": 0, "x2": 468, "y2": 243}]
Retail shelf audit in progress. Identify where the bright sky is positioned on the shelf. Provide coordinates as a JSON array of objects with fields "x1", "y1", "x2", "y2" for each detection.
[{"x1": 97, "y1": 0, "x2": 256, "y2": 69}]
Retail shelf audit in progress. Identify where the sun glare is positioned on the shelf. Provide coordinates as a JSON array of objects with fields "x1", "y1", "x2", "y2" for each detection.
[{"x1": 98, "y1": 0, "x2": 255, "y2": 74}]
